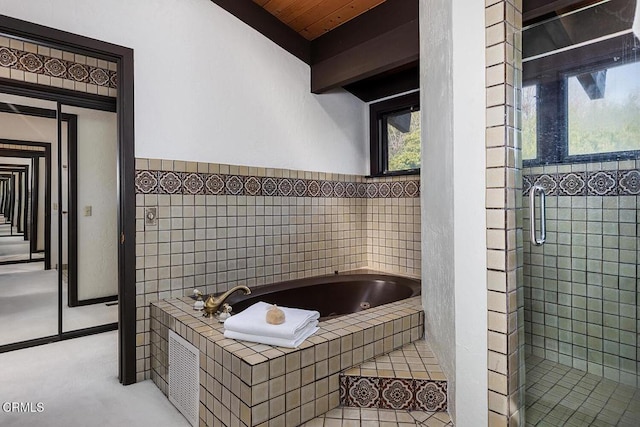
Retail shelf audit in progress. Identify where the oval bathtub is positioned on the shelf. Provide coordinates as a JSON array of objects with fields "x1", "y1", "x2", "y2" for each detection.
[{"x1": 225, "y1": 273, "x2": 421, "y2": 320}]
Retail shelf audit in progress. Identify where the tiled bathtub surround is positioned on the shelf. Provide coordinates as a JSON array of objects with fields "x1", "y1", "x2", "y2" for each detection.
[
  {"x1": 0, "y1": 34, "x2": 117, "y2": 97},
  {"x1": 523, "y1": 160, "x2": 639, "y2": 387},
  {"x1": 135, "y1": 158, "x2": 421, "y2": 381},
  {"x1": 150, "y1": 296, "x2": 424, "y2": 426}
]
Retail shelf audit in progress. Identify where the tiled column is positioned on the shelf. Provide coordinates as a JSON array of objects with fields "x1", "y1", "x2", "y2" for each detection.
[{"x1": 485, "y1": 0, "x2": 525, "y2": 425}]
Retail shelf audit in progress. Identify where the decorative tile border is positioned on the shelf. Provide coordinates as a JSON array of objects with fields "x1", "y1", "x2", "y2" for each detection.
[
  {"x1": 0, "y1": 143, "x2": 45, "y2": 152},
  {"x1": 135, "y1": 169, "x2": 421, "y2": 198},
  {"x1": 340, "y1": 375, "x2": 447, "y2": 412},
  {"x1": 523, "y1": 170, "x2": 640, "y2": 196},
  {"x1": 0, "y1": 35, "x2": 117, "y2": 97}
]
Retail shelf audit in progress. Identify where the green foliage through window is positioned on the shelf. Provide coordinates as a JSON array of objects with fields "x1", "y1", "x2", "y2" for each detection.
[
  {"x1": 387, "y1": 110, "x2": 421, "y2": 171},
  {"x1": 568, "y1": 62, "x2": 640, "y2": 155},
  {"x1": 369, "y1": 92, "x2": 420, "y2": 176},
  {"x1": 521, "y1": 85, "x2": 537, "y2": 160}
]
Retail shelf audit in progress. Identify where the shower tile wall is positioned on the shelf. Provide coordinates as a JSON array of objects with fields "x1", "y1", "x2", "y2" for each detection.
[
  {"x1": 523, "y1": 160, "x2": 640, "y2": 388},
  {"x1": 134, "y1": 158, "x2": 421, "y2": 381},
  {"x1": 0, "y1": 34, "x2": 118, "y2": 97},
  {"x1": 485, "y1": 0, "x2": 525, "y2": 424}
]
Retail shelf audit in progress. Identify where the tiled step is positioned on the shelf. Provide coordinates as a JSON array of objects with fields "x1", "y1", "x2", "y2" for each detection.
[
  {"x1": 303, "y1": 406, "x2": 453, "y2": 426},
  {"x1": 339, "y1": 340, "x2": 448, "y2": 412}
]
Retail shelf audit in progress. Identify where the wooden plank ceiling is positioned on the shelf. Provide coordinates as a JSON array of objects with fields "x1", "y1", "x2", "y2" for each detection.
[{"x1": 253, "y1": 0, "x2": 388, "y2": 40}]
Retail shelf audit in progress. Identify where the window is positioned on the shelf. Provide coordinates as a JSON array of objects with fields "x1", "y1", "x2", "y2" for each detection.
[
  {"x1": 521, "y1": 85, "x2": 537, "y2": 160},
  {"x1": 567, "y1": 61, "x2": 640, "y2": 156},
  {"x1": 523, "y1": 60, "x2": 640, "y2": 166},
  {"x1": 370, "y1": 92, "x2": 420, "y2": 176}
]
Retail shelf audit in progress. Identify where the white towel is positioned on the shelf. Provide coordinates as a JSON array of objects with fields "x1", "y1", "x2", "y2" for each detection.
[
  {"x1": 224, "y1": 301, "x2": 320, "y2": 340},
  {"x1": 224, "y1": 322, "x2": 319, "y2": 348}
]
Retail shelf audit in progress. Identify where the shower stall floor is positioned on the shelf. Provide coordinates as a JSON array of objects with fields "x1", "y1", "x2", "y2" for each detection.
[{"x1": 526, "y1": 355, "x2": 640, "y2": 426}]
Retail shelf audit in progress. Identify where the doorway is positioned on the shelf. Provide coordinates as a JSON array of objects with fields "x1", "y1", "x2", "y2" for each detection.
[{"x1": 0, "y1": 15, "x2": 135, "y2": 384}]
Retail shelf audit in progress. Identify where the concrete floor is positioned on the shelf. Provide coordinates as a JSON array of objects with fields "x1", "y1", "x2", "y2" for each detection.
[
  {"x1": 0, "y1": 267, "x2": 118, "y2": 346},
  {"x1": 0, "y1": 234, "x2": 43, "y2": 263},
  {"x1": 0, "y1": 220, "x2": 45, "y2": 263},
  {"x1": 0, "y1": 331, "x2": 190, "y2": 427}
]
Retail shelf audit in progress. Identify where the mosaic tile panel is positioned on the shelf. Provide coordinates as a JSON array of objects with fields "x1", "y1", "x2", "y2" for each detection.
[
  {"x1": 135, "y1": 170, "x2": 420, "y2": 198},
  {"x1": 0, "y1": 35, "x2": 117, "y2": 97},
  {"x1": 523, "y1": 169, "x2": 640, "y2": 197},
  {"x1": 340, "y1": 376, "x2": 447, "y2": 412}
]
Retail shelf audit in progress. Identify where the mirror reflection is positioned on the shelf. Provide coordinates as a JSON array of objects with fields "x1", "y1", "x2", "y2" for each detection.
[{"x1": 0, "y1": 93, "x2": 117, "y2": 348}]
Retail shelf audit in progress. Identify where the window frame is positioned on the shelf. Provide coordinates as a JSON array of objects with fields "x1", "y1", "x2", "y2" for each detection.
[{"x1": 369, "y1": 91, "x2": 420, "y2": 177}]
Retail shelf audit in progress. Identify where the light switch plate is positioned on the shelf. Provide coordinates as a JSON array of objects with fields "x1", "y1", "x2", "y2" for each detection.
[
  {"x1": 84, "y1": 206, "x2": 92, "y2": 216},
  {"x1": 145, "y1": 207, "x2": 158, "y2": 226}
]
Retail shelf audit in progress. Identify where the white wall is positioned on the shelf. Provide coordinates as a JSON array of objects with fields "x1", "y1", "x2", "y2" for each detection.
[
  {"x1": 64, "y1": 106, "x2": 118, "y2": 300},
  {"x1": 420, "y1": 0, "x2": 487, "y2": 424},
  {"x1": 0, "y1": 0, "x2": 368, "y2": 175}
]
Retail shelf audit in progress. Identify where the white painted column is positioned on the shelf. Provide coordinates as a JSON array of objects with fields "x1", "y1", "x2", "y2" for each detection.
[{"x1": 420, "y1": 0, "x2": 487, "y2": 424}]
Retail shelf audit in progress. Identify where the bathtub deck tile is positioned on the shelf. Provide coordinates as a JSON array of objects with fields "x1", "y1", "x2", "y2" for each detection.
[{"x1": 151, "y1": 295, "x2": 424, "y2": 427}]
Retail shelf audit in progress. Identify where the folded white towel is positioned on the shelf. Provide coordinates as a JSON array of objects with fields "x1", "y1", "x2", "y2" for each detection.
[
  {"x1": 224, "y1": 301, "x2": 320, "y2": 340},
  {"x1": 224, "y1": 321, "x2": 319, "y2": 348}
]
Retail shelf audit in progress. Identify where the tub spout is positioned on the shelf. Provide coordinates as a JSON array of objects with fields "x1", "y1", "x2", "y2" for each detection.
[{"x1": 203, "y1": 286, "x2": 251, "y2": 317}]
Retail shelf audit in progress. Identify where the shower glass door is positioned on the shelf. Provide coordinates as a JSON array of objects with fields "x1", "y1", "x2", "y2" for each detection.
[{"x1": 521, "y1": 1, "x2": 639, "y2": 425}]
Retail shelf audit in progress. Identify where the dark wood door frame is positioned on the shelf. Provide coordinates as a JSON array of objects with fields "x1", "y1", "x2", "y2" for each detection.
[
  {"x1": 0, "y1": 143, "x2": 52, "y2": 269},
  {"x1": 0, "y1": 15, "x2": 136, "y2": 385}
]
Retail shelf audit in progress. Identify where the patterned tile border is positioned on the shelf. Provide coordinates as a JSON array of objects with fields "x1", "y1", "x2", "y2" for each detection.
[
  {"x1": 0, "y1": 46, "x2": 117, "y2": 88},
  {"x1": 523, "y1": 170, "x2": 640, "y2": 196},
  {"x1": 340, "y1": 374, "x2": 447, "y2": 412},
  {"x1": 135, "y1": 169, "x2": 420, "y2": 198},
  {"x1": 0, "y1": 36, "x2": 117, "y2": 97},
  {"x1": 0, "y1": 143, "x2": 45, "y2": 152}
]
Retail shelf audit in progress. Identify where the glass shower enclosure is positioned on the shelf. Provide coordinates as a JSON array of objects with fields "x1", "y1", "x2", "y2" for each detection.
[{"x1": 521, "y1": 1, "x2": 639, "y2": 425}]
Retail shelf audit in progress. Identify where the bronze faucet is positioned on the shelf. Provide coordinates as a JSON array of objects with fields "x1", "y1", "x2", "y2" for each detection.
[{"x1": 203, "y1": 285, "x2": 251, "y2": 318}]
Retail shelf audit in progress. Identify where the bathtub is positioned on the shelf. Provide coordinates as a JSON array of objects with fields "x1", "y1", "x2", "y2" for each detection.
[{"x1": 225, "y1": 272, "x2": 421, "y2": 320}]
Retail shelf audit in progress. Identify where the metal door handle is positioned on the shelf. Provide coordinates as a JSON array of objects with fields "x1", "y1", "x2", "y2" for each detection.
[{"x1": 529, "y1": 185, "x2": 546, "y2": 246}]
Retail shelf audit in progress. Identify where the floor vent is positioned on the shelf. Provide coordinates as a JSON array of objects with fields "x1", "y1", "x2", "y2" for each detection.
[{"x1": 168, "y1": 330, "x2": 200, "y2": 427}]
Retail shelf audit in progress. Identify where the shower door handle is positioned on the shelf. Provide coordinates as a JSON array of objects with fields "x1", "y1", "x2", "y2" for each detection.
[{"x1": 529, "y1": 185, "x2": 546, "y2": 246}]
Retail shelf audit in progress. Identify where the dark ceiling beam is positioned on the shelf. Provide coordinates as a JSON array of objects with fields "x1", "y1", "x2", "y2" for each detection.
[
  {"x1": 311, "y1": 21, "x2": 418, "y2": 94},
  {"x1": 523, "y1": 0, "x2": 596, "y2": 24},
  {"x1": 311, "y1": 0, "x2": 418, "y2": 64},
  {"x1": 209, "y1": 0, "x2": 311, "y2": 64},
  {"x1": 310, "y1": 0, "x2": 418, "y2": 95}
]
